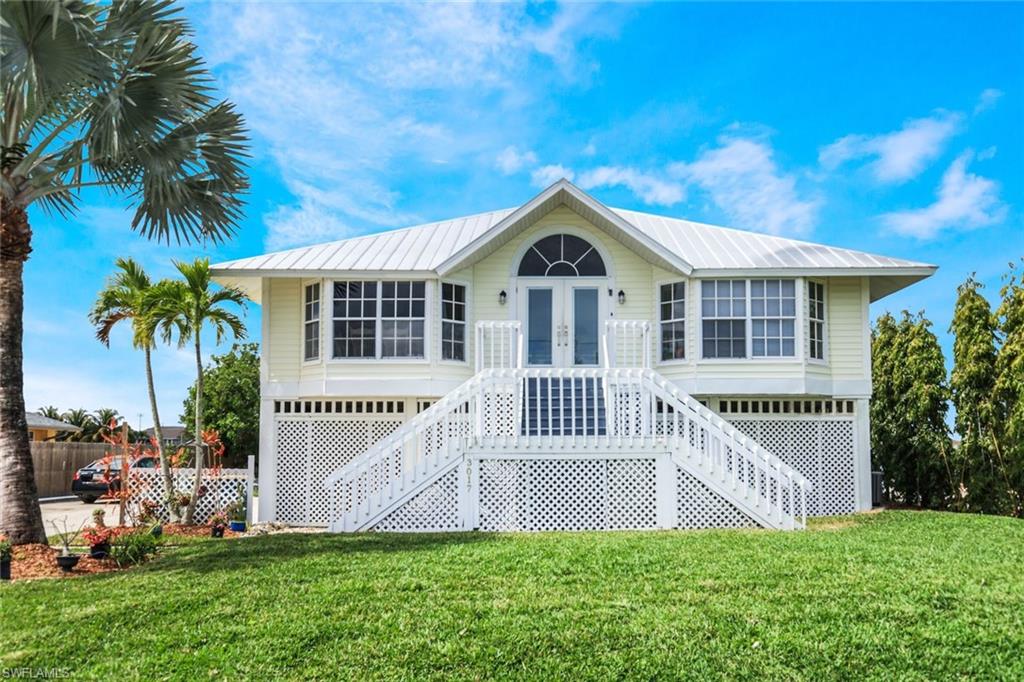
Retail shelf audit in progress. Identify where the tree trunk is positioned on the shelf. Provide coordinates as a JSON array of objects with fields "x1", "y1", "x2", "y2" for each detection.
[
  {"x1": 145, "y1": 346, "x2": 178, "y2": 522},
  {"x1": 183, "y1": 334, "x2": 204, "y2": 524},
  {"x1": 0, "y1": 201, "x2": 46, "y2": 544}
]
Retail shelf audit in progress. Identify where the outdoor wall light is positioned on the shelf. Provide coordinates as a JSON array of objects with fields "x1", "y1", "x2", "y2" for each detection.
[
  {"x1": 499, "y1": 290, "x2": 507, "y2": 305},
  {"x1": 617, "y1": 290, "x2": 626, "y2": 305}
]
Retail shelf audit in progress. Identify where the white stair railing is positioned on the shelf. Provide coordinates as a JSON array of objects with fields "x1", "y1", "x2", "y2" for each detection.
[{"x1": 324, "y1": 367, "x2": 811, "y2": 532}]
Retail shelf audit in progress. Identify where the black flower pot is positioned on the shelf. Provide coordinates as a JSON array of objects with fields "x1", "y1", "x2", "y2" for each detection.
[
  {"x1": 56, "y1": 554, "x2": 80, "y2": 573},
  {"x1": 211, "y1": 525, "x2": 225, "y2": 538},
  {"x1": 150, "y1": 524, "x2": 163, "y2": 538},
  {"x1": 0, "y1": 558, "x2": 10, "y2": 580},
  {"x1": 89, "y1": 542, "x2": 110, "y2": 559}
]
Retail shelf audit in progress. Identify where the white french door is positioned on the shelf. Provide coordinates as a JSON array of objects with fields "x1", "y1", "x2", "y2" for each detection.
[{"x1": 518, "y1": 279, "x2": 606, "y2": 367}]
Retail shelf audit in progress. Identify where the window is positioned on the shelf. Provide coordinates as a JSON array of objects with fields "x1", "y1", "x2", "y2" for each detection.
[
  {"x1": 701, "y1": 280, "x2": 747, "y2": 358},
  {"x1": 331, "y1": 281, "x2": 428, "y2": 359},
  {"x1": 381, "y1": 281, "x2": 425, "y2": 358},
  {"x1": 659, "y1": 282, "x2": 686, "y2": 361},
  {"x1": 441, "y1": 282, "x2": 467, "y2": 361},
  {"x1": 303, "y1": 282, "x2": 320, "y2": 361},
  {"x1": 750, "y1": 279, "x2": 796, "y2": 357},
  {"x1": 517, "y1": 234, "x2": 606, "y2": 276},
  {"x1": 332, "y1": 281, "x2": 377, "y2": 358},
  {"x1": 808, "y1": 281, "x2": 826, "y2": 360}
]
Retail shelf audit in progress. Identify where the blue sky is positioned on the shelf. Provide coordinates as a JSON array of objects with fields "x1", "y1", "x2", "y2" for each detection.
[{"x1": 23, "y1": 2, "x2": 1023, "y2": 428}]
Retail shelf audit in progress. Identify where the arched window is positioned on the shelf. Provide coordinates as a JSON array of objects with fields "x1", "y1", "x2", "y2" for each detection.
[{"x1": 517, "y1": 234, "x2": 607, "y2": 277}]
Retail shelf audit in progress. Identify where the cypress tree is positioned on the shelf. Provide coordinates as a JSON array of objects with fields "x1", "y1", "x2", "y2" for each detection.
[
  {"x1": 871, "y1": 312, "x2": 952, "y2": 507},
  {"x1": 994, "y1": 264, "x2": 1024, "y2": 516},
  {"x1": 949, "y1": 276, "x2": 1007, "y2": 513}
]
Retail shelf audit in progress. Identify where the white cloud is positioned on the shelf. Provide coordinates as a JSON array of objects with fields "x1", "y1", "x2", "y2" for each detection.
[
  {"x1": 977, "y1": 146, "x2": 998, "y2": 161},
  {"x1": 881, "y1": 150, "x2": 1007, "y2": 240},
  {"x1": 495, "y1": 146, "x2": 538, "y2": 175},
  {"x1": 582, "y1": 141, "x2": 597, "y2": 157},
  {"x1": 577, "y1": 166, "x2": 684, "y2": 206},
  {"x1": 531, "y1": 164, "x2": 575, "y2": 187},
  {"x1": 201, "y1": 3, "x2": 627, "y2": 250},
  {"x1": 669, "y1": 136, "x2": 819, "y2": 236},
  {"x1": 974, "y1": 88, "x2": 1003, "y2": 115},
  {"x1": 819, "y1": 112, "x2": 963, "y2": 183}
]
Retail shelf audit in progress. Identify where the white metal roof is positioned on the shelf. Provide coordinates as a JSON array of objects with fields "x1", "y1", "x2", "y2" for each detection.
[{"x1": 213, "y1": 179, "x2": 935, "y2": 302}]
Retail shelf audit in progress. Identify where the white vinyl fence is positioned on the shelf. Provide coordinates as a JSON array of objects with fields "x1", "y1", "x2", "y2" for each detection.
[{"x1": 129, "y1": 455, "x2": 255, "y2": 524}]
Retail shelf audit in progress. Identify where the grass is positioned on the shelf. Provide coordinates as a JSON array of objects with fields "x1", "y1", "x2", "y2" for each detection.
[{"x1": 2, "y1": 511, "x2": 1022, "y2": 680}]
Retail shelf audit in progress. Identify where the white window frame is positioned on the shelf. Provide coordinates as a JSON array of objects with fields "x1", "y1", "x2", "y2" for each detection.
[
  {"x1": 302, "y1": 279, "x2": 321, "y2": 364},
  {"x1": 749, "y1": 278, "x2": 798, "y2": 359},
  {"x1": 379, "y1": 280, "x2": 428, "y2": 360},
  {"x1": 697, "y1": 278, "x2": 804, "y2": 363},
  {"x1": 657, "y1": 279, "x2": 688, "y2": 364},
  {"x1": 328, "y1": 279, "x2": 431, "y2": 363},
  {"x1": 807, "y1": 279, "x2": 828, "y2": 364},
  {"x1": 440, "y1": 280, "x2": 470, "y2": 365},
  {"x1": 699, "y1": 279, "x2": 749, "y2": 360}
]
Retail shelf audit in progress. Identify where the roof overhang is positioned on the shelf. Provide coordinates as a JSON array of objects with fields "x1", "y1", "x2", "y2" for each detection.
[
  {"x1": 692, "y1": 266, "x2": 936, "y2": 302},
  {"x1": 436, "y1": 179, "x2": 694, "y2": 276}
]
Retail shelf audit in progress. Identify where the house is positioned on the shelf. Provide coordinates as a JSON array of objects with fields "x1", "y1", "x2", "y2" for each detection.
[
  {"x1": 26, "y1": 412, "x2": 82, "y2": 442},
  {"x1": 144, "y1": 425, "x2": 188, "y2": 448},
  {"x1": 211, "y1": 180, "x2": 935, "y2": 532}
]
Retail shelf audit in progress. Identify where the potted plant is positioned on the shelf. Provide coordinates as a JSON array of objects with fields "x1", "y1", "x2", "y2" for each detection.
[
  {"x1": 82, "y1": 527, "x2": 114, "y2": 559},
  {"x1": 0, "y1": 535, "x2": 11, "y2": 581},
  {"x1": 210, "y1": 511, "x2": 228, "y2": 538},
  {"x1": 49, "y1": 518, "x2": 85, "y2": 573},
  {"x1": 92, "y1": 508, "x2": 106, "y2": 528},
  {"x1": 138, "y1": 500, "x2": 163, "y2": 537},
  {"x1": 226, "y1": 497, "x2": 247, "y2": 533}
]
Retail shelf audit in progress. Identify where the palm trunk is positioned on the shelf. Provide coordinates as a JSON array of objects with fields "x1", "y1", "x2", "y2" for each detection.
[
  {"x1": 0, "y1": 202, "x2": 46, "y2": 544},
  {"x1": 145, "y1": 347, "x2": 178, "y2": 522},
  {"x1": 183, "y1": 334, "x2": 204, "y2": 524}
]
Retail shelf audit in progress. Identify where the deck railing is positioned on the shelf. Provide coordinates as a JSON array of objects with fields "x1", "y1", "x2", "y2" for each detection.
[{"x1": 475, "y1": 321, "x2": 523, "y2": 371}]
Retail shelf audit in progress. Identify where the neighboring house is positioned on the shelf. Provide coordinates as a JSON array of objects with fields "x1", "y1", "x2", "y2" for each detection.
[
  {"x1": 144, "y1": 425, "x2": 187, "y2": 448},
  {"x1": 212, "y1": 180, "x2": 935, "y2": 533},
  {"x1": 26, "y1": 412, "x2": 82, "y2": 442}
]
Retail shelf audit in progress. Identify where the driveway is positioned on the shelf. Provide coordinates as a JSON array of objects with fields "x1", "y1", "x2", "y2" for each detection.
[
  {"x1": 40, "y1": 496, "x2": 260, "y2": 532},
  {"x1": 40, "y1": 498, "x2": 119, "y2": 532}
]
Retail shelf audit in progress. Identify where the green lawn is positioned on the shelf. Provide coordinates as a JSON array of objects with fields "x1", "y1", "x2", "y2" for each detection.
[{"x1": 2, "y1": 511, "x2": 1022, "y2": 680}]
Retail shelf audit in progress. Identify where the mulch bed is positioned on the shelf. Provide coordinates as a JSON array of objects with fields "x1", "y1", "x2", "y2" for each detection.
[{"x1": 3, "y1": 525, "x2": 239, "y2": 583}]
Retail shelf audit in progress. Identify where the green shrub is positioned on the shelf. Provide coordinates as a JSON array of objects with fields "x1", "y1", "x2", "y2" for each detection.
[{"x1": 110, "y1": 530, "x2": 160, "y2": 567}]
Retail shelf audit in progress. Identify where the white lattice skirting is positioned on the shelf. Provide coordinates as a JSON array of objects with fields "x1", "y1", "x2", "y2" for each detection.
[
  {"x1": 274, "y1": 416, "x2": 405, "y2": 525},
  {"x1": 274, "y1": 414, "x2": 858, "y2": 530},
  {"x1": 727, "y1": 418, "x2": 856, "y2": 516},
  {"x1": 129, "y1": 466, "x2": 252, "y2": 524}
]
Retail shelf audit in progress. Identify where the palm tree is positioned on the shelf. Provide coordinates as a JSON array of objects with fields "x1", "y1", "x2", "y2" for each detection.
[
  {"x1": 92, "y1": 407, "x2": 123, "y2": 442},
  {"x1": 156, "y1": 258, "x2": 246, "y2": 524},
  {"x1": 89, "y1": 259, "x2": 177, "y2": 517},
  {"x1": 37, "y1": 406, "x2": 61, "y2": 420},
  {"x1": 59, "y1": 409, "x2": 98, "y2": 442},
  {"x1": 0, "y1": 2, "x2": 248, "y2": 543}
]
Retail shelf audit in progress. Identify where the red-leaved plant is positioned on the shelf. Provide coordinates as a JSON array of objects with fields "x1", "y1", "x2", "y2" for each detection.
[{"x1": 82, "y1": 527, "x2": 115, "y2": 546}]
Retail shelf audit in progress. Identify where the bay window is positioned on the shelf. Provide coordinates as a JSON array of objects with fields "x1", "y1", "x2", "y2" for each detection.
[
  {"x1": 699, "y1": 278, "x2": 799, "y2": 359},
  {"x1": 331, "y1": 280, "x2": 427, "y2": 360}
]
